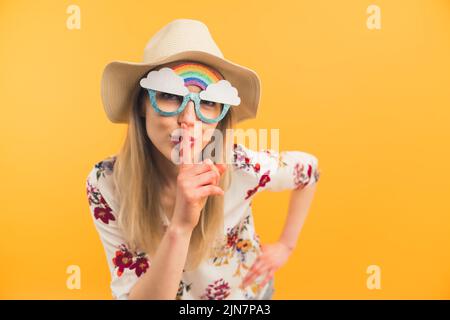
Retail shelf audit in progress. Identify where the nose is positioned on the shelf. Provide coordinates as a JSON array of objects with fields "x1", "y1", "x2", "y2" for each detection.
[{"x1": 177, "y1": 97, "x2": 197, "y2": 127}]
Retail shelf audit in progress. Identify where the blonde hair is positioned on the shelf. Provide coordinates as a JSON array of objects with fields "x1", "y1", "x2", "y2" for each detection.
[{"x1": 112, "y1": 77, "x2": 235, "y2": 271}]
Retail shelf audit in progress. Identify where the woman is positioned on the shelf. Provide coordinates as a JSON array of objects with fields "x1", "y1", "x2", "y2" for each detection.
[{"x1": 86, "y1": 19, "x2": 320, "y2": 300}]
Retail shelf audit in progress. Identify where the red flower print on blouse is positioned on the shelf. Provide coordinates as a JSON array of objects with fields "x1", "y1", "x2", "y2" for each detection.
[
  {"x1": 130, "y1": 255, "x2": 150, "y2": 277},
  {"x1": 259, "y1": 171, "x2": 271, "y2": 187},
  {"x1": 293, "y1": 162, "x2": 312, "y2": 190},
  {"x1": 245, "y1": 170, "x2": 271, "y2": 200},
  {"x1": 94, "y1": 200, "x2": 115, "y2": 225},
  {"x1": 212, "y1": 214, "x2": 257, "y2": 276},
  {"x1": 232, "y1": 144, "x2": 261, "y2": 174},
  {"x1": 86, "y1": 181, "x2": 116, "y2": 225},
  {"x1": 233, "y1": 144, "x2": 273, "y2": 199},
  {"x1": 227, "y1": 232, "x2": 238, "y2": 248},
  {"x1": 112, "y1": 246, "x2": 133, "y2": 277},
  {"x1": 201, "y1": 278, "x2": 231, "y2": 300},
  {"x1": 112, "y1": 244, "x2": 150, "y2": 278}
]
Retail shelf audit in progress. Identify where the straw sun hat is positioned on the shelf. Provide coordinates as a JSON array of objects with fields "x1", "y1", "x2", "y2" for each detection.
[{"x1": 100, "y1": 19, "x2": 261, "y2": 124}]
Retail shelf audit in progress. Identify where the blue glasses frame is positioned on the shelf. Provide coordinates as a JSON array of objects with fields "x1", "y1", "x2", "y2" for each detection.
[{"x1": 146, "y1": 89, "x2": 231, "y2": 124}]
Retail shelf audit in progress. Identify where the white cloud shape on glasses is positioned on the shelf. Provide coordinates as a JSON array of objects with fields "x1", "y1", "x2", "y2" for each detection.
[
  {"x1": 199, "y1": 80, "x2": 241, "y2": 106},
  {"x1": 139, "y1": 67, "x2": 189, "y2": 96}
]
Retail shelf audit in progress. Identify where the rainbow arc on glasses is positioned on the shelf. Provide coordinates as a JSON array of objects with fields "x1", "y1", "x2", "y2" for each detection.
[{"x1": 172, "y1": 62, "x2": 223, "y2": 90}]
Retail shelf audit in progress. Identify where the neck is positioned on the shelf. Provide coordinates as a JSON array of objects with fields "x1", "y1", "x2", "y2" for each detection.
[
  {"x1": 149, "y1": 145, "x2": 178, "y2": 223},
  {"x1": 151, "y1": 145, "x2": 179, "y2": 190}
]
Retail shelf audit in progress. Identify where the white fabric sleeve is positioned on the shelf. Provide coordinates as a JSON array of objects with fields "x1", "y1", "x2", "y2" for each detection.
[
  {"x1": 86, "y1": 165, "x2": 150, "y2": 300},
  {"x1": 233, "y1": 143, "x2": 321, "y2": 193}
]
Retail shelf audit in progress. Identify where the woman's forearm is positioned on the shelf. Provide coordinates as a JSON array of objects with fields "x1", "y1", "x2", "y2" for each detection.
[
  {"x1": 128, "y1": 224, "x2": 192, "y2": 300},
  {"x1": 279, "y1": 183, "x2": 318, "y2": 250}
]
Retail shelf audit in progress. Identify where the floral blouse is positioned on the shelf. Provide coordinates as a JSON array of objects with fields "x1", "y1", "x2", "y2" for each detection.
[{"x1": 85, "y1": 143, "x2": 320, "y2": 300}]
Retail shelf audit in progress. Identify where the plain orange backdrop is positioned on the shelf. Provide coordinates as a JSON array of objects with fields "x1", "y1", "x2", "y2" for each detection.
[{"x1": 1, "y1": 0, "x2": 449, "y2": 299}]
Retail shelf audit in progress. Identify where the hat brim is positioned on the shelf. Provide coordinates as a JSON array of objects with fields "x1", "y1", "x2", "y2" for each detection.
[{"x1": 100, "y1": 51, "x2": 261, "y2": 124}]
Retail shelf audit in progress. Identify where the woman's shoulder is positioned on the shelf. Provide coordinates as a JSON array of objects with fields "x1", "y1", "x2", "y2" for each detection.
[
  {"x1": 86, "y1": 154, "x2": 119, "y2": 210},
  {"x1": 87, "y1": 154, "x2": 117, "y2": 182}
]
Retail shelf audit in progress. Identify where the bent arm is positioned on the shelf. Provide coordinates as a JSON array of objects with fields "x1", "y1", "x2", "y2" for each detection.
[
  {"x1": 279, "y1": 183, "x2": 318, "y2": 251},
  {"x1": 128, "y1": 224, "x2": 192, "y2": 300}
]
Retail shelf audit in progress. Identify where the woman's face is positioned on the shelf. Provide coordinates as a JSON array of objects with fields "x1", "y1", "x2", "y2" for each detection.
[{"x1": 143, "y1": 61, "x2": 224, "y2": 165}]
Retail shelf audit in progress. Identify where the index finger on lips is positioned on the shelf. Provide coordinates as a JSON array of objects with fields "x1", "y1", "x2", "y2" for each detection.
[{"x1": 180, "y1": 123, "x2": 192, "y2": 166}]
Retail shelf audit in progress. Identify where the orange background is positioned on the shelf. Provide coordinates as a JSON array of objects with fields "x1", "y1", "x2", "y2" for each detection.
[{"x1": 1, "y1": 0, "x2": 449, "y2": 299}]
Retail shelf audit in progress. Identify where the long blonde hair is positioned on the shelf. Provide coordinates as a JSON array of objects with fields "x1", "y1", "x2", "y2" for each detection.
[{"x1": 112, "y1": 83, "x2": 235, "y2": 271}]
